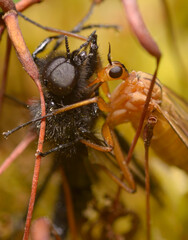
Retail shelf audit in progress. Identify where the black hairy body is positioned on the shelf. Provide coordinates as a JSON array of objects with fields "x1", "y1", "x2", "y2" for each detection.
[
  {"x1": 30, "y1": 34, "x2": 101, "y2": 148},
  {"x1": 29, "y1": 33, "x2": 103, "y2": 237},
  {"x1": 30, "y1": 91, "x2": 99, "y2": 157}
]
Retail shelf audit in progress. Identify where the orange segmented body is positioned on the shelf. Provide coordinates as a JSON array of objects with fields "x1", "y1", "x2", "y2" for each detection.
[
  {"x1": 107, "y1": 70, "x2": 162, "y2": 127},
  {"x1": 93, "y1": 61, "x2": 188, "y2": 172}
]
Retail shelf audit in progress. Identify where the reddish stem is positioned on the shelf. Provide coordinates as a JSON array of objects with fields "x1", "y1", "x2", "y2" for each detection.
[
  {"x1": 0, "y1": 0, "x2": 15, "y2": 12},
  {"x1": 0, "y1": 132, "x2": 36, "y2": 175},
  {"x1": 121, "y1": 0, "x2": 161, "y2": 163},
  {"x1": 2, "y1": 9, "x2": 46, "y2": 240},
  {"x1": 122, "y1": 0, "x2": 161, "y2": 58},
  {"x1": 144, "y1": 145, "x2": 150, "y2": 240},
  {"x1": 0, "y1": 35, "x2": 11, "y2": 116},
  {"x1": 60, "y1": 167, "x2": 78, "y2": 240},
  {"x1": 31, "y1": 218, "x2": 51, "y2": 240},
  {"x1": 0, "y1": 0, "x2": 43, "y2": 39},
  {"x1": 126, "y1": 58, "x2": 160, "y2": 164},
  {"x1": 16, "y1": 0, "x2": 42, "y2": 12}
]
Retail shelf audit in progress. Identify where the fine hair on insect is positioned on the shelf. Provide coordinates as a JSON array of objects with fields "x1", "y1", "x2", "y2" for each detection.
[
  {"x1": 0, "y1": 1, "x2": 144, "y2": 240},
  {"x1": 2, "y1": 1, "x2": 188, "y2": 240}
]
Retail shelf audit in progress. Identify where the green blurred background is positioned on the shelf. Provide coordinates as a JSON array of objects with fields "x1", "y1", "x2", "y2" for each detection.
[{"x1": 0, "y1": 0, "x2": 188, "y2": 239}]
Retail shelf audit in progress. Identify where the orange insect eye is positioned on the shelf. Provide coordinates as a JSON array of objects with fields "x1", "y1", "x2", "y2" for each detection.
[{"x1": 109, "y1": 66, "x2": 123, "y2": 79}]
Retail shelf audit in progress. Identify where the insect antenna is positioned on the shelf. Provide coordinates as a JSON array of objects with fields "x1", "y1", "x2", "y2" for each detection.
[
  {"x1": 107, "y1": 43, "x2": 112, "y2": 65},
  {"x1": 64, "y1": 36, "x2": 71, "y2": 59}
]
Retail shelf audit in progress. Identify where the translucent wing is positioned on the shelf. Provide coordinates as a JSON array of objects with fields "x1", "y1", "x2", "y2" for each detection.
[
  {"x1": 157, "y1": 85, "x2": 188, "y2": 148},
  {"x1": 88, "y1": 134, "x2": 162, "y2": 202}
]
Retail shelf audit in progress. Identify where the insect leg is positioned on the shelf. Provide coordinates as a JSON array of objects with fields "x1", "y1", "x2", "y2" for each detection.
[
  {"x1": 32, "y1": 35, "x2": 61, "y2": 60},
  {"x1": 38, "y1": 141, "x2": 80, "y2": 157},
  {"x1": 53, "y1": 2, "x2": 119, "y2": 51},
  {"x1": 80, "y1": 139, "x2": 112, "y2": 152},
  {"x1": 3, "y1": 97, "x2": 101, "y2": 138},
  {"x1": 111, "y1": 130, "x2": 136, "y2": 191},
  {"x1": 49, "y1": 1, "x2": 96, "y2": 51},
  {"x1": 72, "y1": 1, "x2": 119, "y2": 33},
  {"x1": 100, "y1": 81, "x2": 111, "y2": 99},
  {"x1": 95, "y1": 163, "x2": 135, "y2": 193},
  {"x1": 99, "y1": 122, "x2": 113, "y2": 150},
  {"x1": 72, "y1": 1, "x2": 96, "y2": 33},
  {"x1": 80, "y1": 24, "x2": 119, "y2": 31},
  {"x1": 143, "y1": 115, "x2": 158, "y2": 240},
  {"x1": 17, "y1": 11, "x2": 87, "y2": 41},
  {"x1": 39, "y1": 137, "x2": 112, "y2": 158},
  {"x1": 91, "y1": 123, "x2": 136, "y2": 193},
  {"x1": 53, "y1": 24, "x2": 119, "y2": 52},
  {"x1": 4, "y1": 94, "x2": 28, "y2": 108}
]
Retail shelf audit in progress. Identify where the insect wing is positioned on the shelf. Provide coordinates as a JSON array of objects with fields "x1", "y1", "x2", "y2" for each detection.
[
  {"x1": 157, "y1": 85, "x2": 188, "y2": 148},
  {"x1": 88, "y1": 147, "x2": 122, "y2": 179}
]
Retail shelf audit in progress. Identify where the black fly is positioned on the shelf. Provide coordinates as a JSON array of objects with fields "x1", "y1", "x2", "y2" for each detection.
[
  {"x1": 1, "y1": 2, "x2": 122, "y2": 238},
  {"x1": 28, "y1": 31, "x2": 106, "y2": 238},
  {"x1": 30, "y1": 32, "x2": 102, "y2": 154}
]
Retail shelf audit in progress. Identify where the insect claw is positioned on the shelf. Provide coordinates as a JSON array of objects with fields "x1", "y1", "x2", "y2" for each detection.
[
  {"x1": 35, "y1": 150, "x2": 44, "y2": 157},
  {"x1": 2, "y1": 131, "x2": 10, "y2": 139},
  {"x1": 108, "y1": 145, "x2": 113, "y2": 151},
  {"x1": 130, "y1": 187, "x2": 136, "y2": 194}
]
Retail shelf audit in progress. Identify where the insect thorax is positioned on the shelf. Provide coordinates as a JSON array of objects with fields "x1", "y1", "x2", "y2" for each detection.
[{"x1": 30, "y1": 97, "x2": 99, "y2": 144}]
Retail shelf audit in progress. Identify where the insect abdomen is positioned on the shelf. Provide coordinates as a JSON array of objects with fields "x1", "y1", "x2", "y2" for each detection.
[
  {"x1": 132, "y1": 111, "x2": 188, "y2": 172},
  {"x1": 150, "y1": 111, "x2": 188, "y2": 172}
]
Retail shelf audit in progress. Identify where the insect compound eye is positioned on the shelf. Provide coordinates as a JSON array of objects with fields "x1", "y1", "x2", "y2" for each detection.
[
  {"x1": 109, "y1": 66, "x2": 123, "y2": 79},
  {"x1": 44, "y1": 57, "x2": 77, "y2": 96}
]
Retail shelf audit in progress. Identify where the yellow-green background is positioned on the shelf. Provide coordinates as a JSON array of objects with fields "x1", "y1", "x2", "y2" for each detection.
[{"x1": 0, "y1": 0, "x2": 188, "y2": 239}]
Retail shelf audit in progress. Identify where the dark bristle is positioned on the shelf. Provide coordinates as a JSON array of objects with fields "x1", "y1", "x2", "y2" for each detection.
[
  {"x1": 108, "y1": 43, "x2": 112, "y2": 65},
  {"x1": 65, "y1": 36, "x2": 71, "y2": 59}
]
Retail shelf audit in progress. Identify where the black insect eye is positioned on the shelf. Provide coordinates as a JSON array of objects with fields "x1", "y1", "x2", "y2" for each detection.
[
  {"x1": 109, "y1": 66, "x2": 123, "y2": 79},
  {"x1": 44, "y1": 57, "x2": 77, "y2": 96}
]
